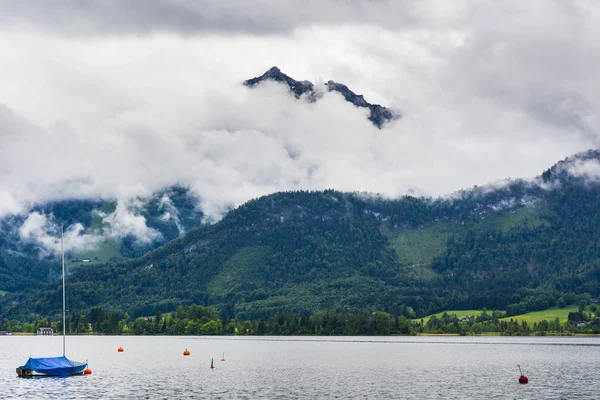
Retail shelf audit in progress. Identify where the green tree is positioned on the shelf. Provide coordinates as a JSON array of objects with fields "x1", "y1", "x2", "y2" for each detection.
[
  {"x1": 396, "y1": 316, "x2": 410, "y2": 334},
  {"x1": 200, "y1": 320, "x2": 223, "y2": 335},
  {"x1": 77, "y1": 314, "x2": 89, "y2": 333}
]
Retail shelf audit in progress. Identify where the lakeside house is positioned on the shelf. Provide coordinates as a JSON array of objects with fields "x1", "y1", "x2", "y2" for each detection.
[{"x1": 36, "y1": 327, "x2": 54, "y2": 336}]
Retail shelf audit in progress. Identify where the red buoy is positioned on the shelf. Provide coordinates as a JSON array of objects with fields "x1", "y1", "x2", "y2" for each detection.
[
  {"x1": 210, "y1": 358, "x2": 215, "y2": 369},
  {"x1": 118, "y1": 346, "x2": 124, "y2": 352},
  {"x1": 183, "y1": 349, "x2": 190, "y2": 356},
  {"x1": 83, "y1": 368, "x2": 92, "y2": 375},
  {"x1": 517, "y1": 365, "x2": 528, "y2": 384}
]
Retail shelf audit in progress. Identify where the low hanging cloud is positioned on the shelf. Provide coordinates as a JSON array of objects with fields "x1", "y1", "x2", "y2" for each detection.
[
  {"x1": 561, "y1": 158, "x2": 600, "y2": 183},
  {"x1": 19, "y1": 212, "x2": 102, "y2": 256},
  {"x1": 18, "y1": 199, "x2": 162, "y2": 256},
  {"x1": 99, "y1": 200, "x2": 162, "y2": 243},
  {"x1": 0, "y1": 0, "x2": 599, "y2": 245},
  {"x1": 159, "y1": 194, "x2": 185, "y2": 236}
]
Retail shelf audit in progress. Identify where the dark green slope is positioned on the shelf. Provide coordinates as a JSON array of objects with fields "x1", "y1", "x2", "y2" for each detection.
[
  {"x1": 6, "y1": 150, "x2": 600, "y2": 321},
  {"x1": 10, "y1": 191, "x2": 409, "y2": 319},
  {"x1": 4, "y1": 184, "x2": 544, "y2": 320},
  {"x1": 433, "y1": 180, "x2": 600, "y2": 315}
]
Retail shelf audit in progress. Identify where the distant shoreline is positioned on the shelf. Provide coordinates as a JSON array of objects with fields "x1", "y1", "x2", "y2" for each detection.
[{"x1": 5, "y1": 332, "x2": 600, "y2": 337}]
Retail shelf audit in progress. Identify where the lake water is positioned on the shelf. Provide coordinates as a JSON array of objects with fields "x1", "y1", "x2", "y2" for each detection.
[{"x1": 1, "y1": 335, "x2": 599, "y2": 399}]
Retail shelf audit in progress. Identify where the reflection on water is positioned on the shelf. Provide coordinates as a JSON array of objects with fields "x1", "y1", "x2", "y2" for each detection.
[{"x1": 2, "y1": 336, "x2": 599, "y2": 399}]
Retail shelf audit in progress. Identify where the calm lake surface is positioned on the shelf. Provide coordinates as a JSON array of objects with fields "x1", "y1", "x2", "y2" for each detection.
[{"x1": 1, "y1": 335, "x2": 600, "y2": 399}]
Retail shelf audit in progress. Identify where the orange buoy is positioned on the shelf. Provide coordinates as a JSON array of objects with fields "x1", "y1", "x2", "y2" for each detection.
[
  {"x1": 118, "y1": 346, "x2": 124, "y2": 352},
  {"x1": 183, "y1": 349, "x2": 190, "y2": 356},
  {"x1": 83, "y1": 368, "x2": 92, "y2": 375},
  {"x1": 517, "y1": 364, "x2": 528, "y2": 384}
]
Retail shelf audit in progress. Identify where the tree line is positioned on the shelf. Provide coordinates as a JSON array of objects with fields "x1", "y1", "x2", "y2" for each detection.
[{"x1": 3, "y1": 303, "x2": 600, "y2": 336}]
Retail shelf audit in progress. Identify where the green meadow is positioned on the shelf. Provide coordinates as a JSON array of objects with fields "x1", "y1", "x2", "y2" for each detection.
[
  {"x1": 500, "y1": 306, "x2": 579, "y2": 324},
  {"x1": 416, "y1": 305, "x2": 581, "y2": 325},
  {"x1": 413, "y1": 310, "x2": 486, "y2": 324},
  {"x1": 69, "y1": 238, "x2": 123, "y2": 268}
]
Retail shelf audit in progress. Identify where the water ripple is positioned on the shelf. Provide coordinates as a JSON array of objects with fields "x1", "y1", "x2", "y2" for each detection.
[{"x1": 2, "y1": 336, "x2": 599, "y2": 399}]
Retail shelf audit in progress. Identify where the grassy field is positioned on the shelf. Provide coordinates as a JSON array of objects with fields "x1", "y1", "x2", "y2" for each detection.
[
  {"x1": 386, "y1": 223, "x2": 455, "y2": 267},
  {"x1": 500, "y1": 306, "x2": 579, "y2": 324},
  {"x1": 413, "y1": 310, "x2": 486, "y2": 324},
  {"x1": 69, "y1": 238, "x2": 123, "y2": 268},
  {"x1": 416, "y1": 305, "x2": 580, "y2": 326}
]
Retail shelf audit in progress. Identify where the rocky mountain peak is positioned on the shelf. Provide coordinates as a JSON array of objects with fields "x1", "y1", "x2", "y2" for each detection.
[
  {"x1": 244, "y1": 67, "x2": 399, "y2": 128},
  {"x1": 244, "y1": 66, "x2": 315, "y2": 99}
]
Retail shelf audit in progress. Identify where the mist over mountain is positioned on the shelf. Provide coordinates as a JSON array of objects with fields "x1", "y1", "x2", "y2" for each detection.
[
  {"x1": 2, "y1": 1, "x2": 600, "y2": 324},
  {"x1": 244, "y1": 66, "x2": 399, "y2": 128},
  {"x1": 244, "y1": 67, "x2": 316, "y2": 100},
  {"x1": 2, "y1": 1, "x2": 599, "y2": 243},
  {"x1": 0, "y1": 186, "x2": 204, "y2": 293},
  {"x1": 5, "y1": 150, "x2": 600, "y2": 321}
]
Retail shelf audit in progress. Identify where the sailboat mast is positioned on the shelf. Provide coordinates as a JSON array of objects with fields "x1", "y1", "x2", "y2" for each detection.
[{"x1": 62, "y1": 225, "x2": 66, "y2": 357}]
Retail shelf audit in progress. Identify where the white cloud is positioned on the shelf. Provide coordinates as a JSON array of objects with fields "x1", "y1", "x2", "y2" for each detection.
[
  {"x1": 0, "y1": 0, "x2": 598, "y2": 231},
  {"x1": 564, "y1": 159, "x2": 600, "y2": 182},
  {"x1": 18, "y1": 199, "x2": 162, "y2": 255},
  {"x1": 159, "y1": 194, "x2": 184, "y2": 236},
  {"x1": 100, "y1": 200, "x2": 162, "y2": 243},
  {"x1": 19, "y1": 212, "x2": 102, "y2": 256}
]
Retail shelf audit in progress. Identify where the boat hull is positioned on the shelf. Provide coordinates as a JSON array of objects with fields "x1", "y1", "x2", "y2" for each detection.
[{"x1": 16, "y1": 367, "x2": 86, "y2": 378}]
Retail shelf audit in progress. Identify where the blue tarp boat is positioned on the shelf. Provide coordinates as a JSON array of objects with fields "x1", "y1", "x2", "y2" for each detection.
[
  {"x1": 17, "y1": 356, "x2": 87, "y2": 377},
  {"x1": 17, "y1": 228, "x2": 89, "y2": 378}
]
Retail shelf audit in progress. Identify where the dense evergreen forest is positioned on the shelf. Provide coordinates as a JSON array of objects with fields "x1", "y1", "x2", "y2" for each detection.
[{"x1": 2, "y1": 151, "x2": 600, "y2": 326}]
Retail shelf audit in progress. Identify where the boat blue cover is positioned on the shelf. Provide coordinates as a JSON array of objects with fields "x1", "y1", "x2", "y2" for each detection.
[{"x1": 19, "y1": 356, "x2": 87, "y2": 376}]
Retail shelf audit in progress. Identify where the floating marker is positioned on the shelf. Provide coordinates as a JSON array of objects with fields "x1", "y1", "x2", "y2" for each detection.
[
  {"x1": 84, "y1": 368, "x2": 92, "y2": 375},
  {"x1": 210, "y1": 358, "x2": 214, "y2": 369},
  {"x1": 220, "y1": 352, "x2": 225, "y2": 362},
  {"x1": 118, "y1": 346, "x2": 124, "y2": 353},
  {"x1": 183, "y1": 349, "x2": 190, "y2": 356},
  {"x1": 517, "y1": 364, "x2": 528, "y2": 384}
]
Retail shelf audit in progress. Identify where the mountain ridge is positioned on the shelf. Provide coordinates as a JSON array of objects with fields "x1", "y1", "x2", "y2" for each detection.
[
  {"x1": 3, "y1": 149, "x2": 600, "y2": 321},
  {"x1": 243, "y1": 66, "x2": 399, "y2": 128}
]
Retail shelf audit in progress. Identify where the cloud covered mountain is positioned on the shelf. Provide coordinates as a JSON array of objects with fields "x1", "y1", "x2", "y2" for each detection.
[
  {"x1": 6, "y1": 150, "x2": 600, "y2": 320},
  {"x1": 1, "y1": 1, "x2": 600, "y2": 310},
  {"x1": 244, "y1": 66, "x2": 399, "y2": 128},
  {"x1": 0, "y1": 186, "x2": 204, "y2": 293},
  {"x1": 2, "y1": 0, "x2": 600, "y2": 240}
]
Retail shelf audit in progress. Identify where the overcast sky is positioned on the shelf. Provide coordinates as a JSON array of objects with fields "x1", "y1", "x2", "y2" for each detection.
[{"x1": 0, "y1": 0, "x2": 599, "y2": 228}]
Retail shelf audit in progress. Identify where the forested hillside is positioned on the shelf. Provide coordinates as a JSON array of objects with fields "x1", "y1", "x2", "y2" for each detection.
[
  {"x1": 0, "y1": 186, "x2": 203, "y2": 294},
  {"x1": 4, "y1": 151, "x2": 600, "y2": 322}
]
